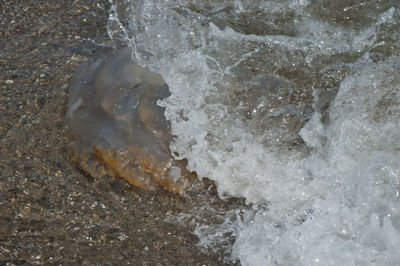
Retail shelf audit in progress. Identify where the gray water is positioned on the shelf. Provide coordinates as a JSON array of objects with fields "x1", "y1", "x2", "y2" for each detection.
[{"x1": 106, "y1": 0, "x2": 400, "y2": 265}]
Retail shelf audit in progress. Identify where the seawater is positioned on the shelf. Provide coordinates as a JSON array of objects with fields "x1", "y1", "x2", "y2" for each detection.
[{"x1": 107, "y1": 0, "x2": 400, "y2": 265}]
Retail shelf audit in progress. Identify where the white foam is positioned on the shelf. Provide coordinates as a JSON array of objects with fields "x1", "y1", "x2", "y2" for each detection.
[
  {"x1": 107, "y1": 0, "x2": 400, "y2": 264},
  {"x1": 231, "y1": 56, "x2": 400, "y2": 265}
]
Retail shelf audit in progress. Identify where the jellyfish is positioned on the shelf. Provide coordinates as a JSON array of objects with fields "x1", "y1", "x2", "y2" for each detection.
[{"x1": 66, "y1": 47, "x2": 198, "y2": 193}]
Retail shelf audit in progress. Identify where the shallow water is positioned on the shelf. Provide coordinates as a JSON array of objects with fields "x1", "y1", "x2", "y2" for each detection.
[{"x1": 104, "y1": 0, "x2": 400, "y2": 265}]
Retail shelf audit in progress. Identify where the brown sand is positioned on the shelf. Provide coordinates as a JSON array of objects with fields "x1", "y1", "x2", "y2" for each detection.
[{"x1": 0, "y1": 1, "x2": 242, "y2": 264}]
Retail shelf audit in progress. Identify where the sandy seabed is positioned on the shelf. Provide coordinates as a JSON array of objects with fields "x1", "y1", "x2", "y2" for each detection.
[{"x1": 0, "y1": 1, "x2": 239, "y2": 264}]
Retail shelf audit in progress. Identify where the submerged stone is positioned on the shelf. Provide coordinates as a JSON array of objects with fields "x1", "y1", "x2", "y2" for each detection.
[{"x1": 66, "y1": 47, "x2": 199, "y2": 193}]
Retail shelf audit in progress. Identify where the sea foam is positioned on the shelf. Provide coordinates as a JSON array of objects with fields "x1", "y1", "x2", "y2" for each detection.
[{"x1": 106, "y1": 0, "x2": 400, "y2": 264}]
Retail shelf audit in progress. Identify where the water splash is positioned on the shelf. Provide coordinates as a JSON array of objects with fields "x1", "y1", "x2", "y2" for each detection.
[{"x1": 102, "y1": 0, "x2": 400, "y2": 264}]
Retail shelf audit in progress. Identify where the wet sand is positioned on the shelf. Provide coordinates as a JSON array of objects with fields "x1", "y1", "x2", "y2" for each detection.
[{"x1": 0, "y1": 1, "x2": 240, "y2": 264}]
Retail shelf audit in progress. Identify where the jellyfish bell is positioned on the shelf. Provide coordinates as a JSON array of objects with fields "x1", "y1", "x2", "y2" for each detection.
[{"x1": 66, "y1": 47, "x2": 199, "y2": 193}]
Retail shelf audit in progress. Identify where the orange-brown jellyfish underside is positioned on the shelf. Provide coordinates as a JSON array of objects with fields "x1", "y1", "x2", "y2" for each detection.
[{"x1": 66, "y1": 47, "x2": 199, "y2": 194}]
